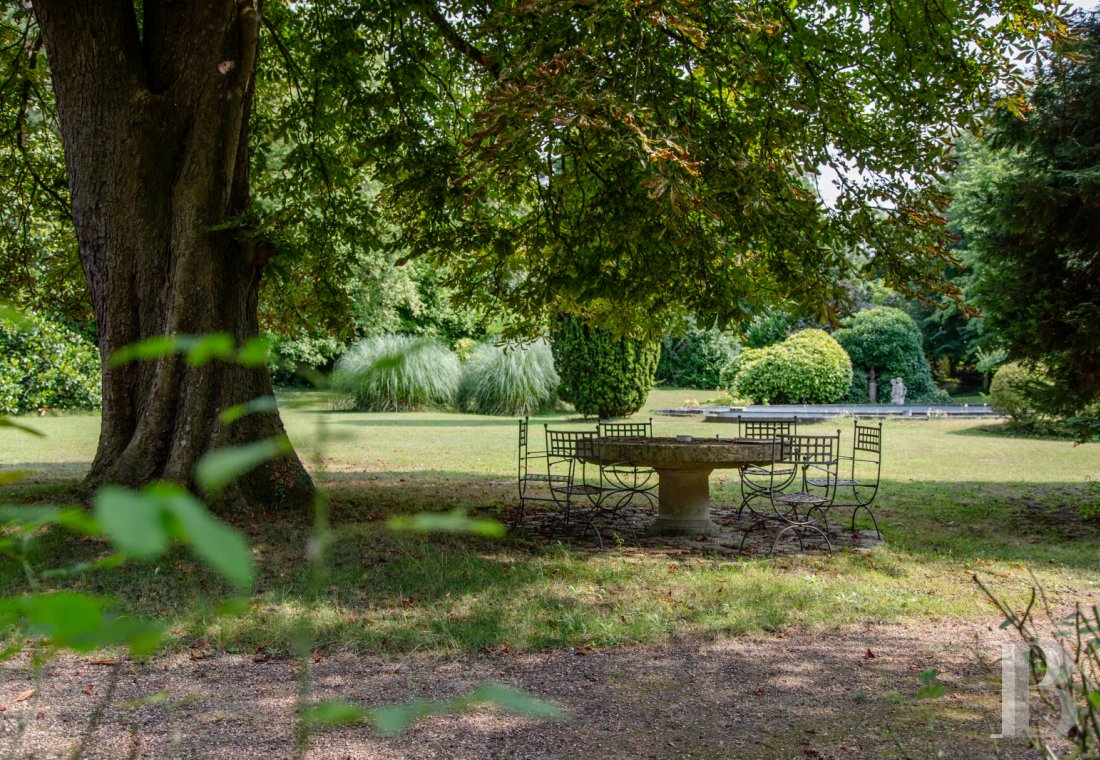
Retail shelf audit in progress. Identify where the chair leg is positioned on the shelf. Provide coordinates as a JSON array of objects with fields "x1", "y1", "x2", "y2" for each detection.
[
  {"x1": 850, "y1": 504, "x2": 882, "y2": 539},
  {"x1": 770, "y1": 523, "x2": 833, "y2": 557}
]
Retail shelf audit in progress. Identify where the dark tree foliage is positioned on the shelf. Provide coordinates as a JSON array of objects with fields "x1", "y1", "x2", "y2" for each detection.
[
  {"x1": 656, "y1": 318, "x2": 740, "y2": 389},
  {"x1": 380, "y1": 0, "x2": 1070, "y2": 337},
  {"x1": 960, "y1": 14, "x2": 1100, "y2": 435},
  {"x1": 551, "y1": 315, "x2": 659, "y2": 418}
]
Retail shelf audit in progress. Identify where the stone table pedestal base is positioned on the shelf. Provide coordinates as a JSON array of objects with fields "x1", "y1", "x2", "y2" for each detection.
[{"x1": 649, "y1": 467, "x2": 720, "y2": 536}]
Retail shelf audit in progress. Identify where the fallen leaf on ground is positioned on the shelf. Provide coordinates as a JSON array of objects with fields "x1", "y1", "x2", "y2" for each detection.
[
  {"x1": 863, "y1": 649, "x2": 876, "y2": 660},
  {"x1": 14, "y1": 689, "x2": 35, "y2": 702}
]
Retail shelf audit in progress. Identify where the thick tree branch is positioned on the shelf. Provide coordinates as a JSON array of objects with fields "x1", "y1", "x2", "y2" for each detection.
[{"x1": 411, "y1": 0, "x2": 500, "y2": 78}]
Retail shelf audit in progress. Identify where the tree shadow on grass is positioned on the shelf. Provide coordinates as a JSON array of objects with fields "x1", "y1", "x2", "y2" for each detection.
[
  {"x1": 3, "y1": 466, "x2": 1099, "y2": 661},
  {"x1": 947, "y1": 422, "x2": 1091, "y2": 442}
]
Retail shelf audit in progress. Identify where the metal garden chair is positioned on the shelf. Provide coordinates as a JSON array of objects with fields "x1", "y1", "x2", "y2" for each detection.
[
  {"x1": 540, "y1": 426, "x2": 610, "y2": 545},
  {"x1": 515, "y1": 417, "x2": 570, "y2": 526},
  {"x1": 807, "y1": 419, "x2": 883, "y2": 537},
  {"x1": 736, "y1": 417, "x2": 799, "y2": 520},
  {"x1": 596, "y1": 418, "x2": 658, "y2": 511},
  {"x1": 739, "y1": 431, "x2": 841, "y2": 555}
]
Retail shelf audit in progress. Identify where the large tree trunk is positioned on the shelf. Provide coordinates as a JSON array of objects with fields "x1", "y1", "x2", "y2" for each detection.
[{"x1": 33, "y1": 0, "x2": 313, "y2": 509}]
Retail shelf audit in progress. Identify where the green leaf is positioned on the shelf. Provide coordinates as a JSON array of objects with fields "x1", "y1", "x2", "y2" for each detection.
[
  {"x1": 219, "y1": 396, "x2": 279, "y2": 425},
  {"x1": 0, "y1": 470, "x2": 31, "y2": 485},
  {"x1": 1088, "y1": 690, "x2": 1100, "y2": 709},
  {"x1": 158, "y1": 487, "x2": 254, "y2": 589},
  {"x1": 236, "y1": 336, "x2": 274, "y2": 366},
  {"x1": 370, "y1": 683, "x2": 563, "y2": 736},
  {"x1": 53, "y1": 508, "x2": 102, "y2": 536},
  {"x1": 107, "y1": 335, "x2": 182, "y2": 367},
  {"x1": 916, "y1": 670, "x2": 948, "y2": 700},
  {"x1": 916, "y1": 683, "x2": 948, "y2": 700},
  {"x1": 371, "y1": 699, "x2": 445, "y2": 736},
  {"x1": 386, "y1": 508, "x2": 506, "y2": 538},
  {"x1": 471, "y1": 683, "x2": 566, "y2": 720},
  {"x1": 12, "y1": 591, "x2": 104, "y2": 643},
  {"x1": 301, "y1": 700, "x2": 367, "y2": 728},
  {"x1": 185, "y1": 333, "x2": 236, "y2": 366},
  {"x1": 214, "y1": 597, "x2": 251, "y2": 616},
  {"x1": 194, "y1": 436, "x2": 292, "y2": 494},
  {"x1": 0, "y1": 505, "x2": 99, "y2": 535},
  {"x1": 0, "y1": 417, "x2": 44, "y2": 437},
  {"x1": 0, "y1": 303, "x2": 29, "y2": 328},
  {"x1": 39, "y1": 553, "x2": 127, "y2": 580},
  {"x1": 120, "y1": 691, "x2": 170, "y2": 709},
  {"x1": 0, "y1": 504, "x2": 60, "y2": 526},
  {"x1": 94, "y1": 486, "x2": 169, "y2": 558},
  {"x1": 90, "y1": 481, "x2": 254, "y2": 589},
  {"x1": 96, "y1": 617, "x2": 162, "y2": 657}
]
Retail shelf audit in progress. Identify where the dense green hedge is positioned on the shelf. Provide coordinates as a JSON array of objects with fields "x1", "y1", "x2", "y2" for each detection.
[
  {"x1": 550, "y1": 314, "x2": 659, "y2": 418},
  {"x1": 833, "y1": 307, "x2": 947, "y2": 403},
  {"x1": 656, "y1": 319, "x2": 740, "y2": 389},
  {"x1": 331, "y1": 335, "x2": 460, "y2": 411},
  {"x1": 0, "y1": 313, "x2": 101, "y2": 414},
  {"x1": 455, "y1": 340, "x2": 559, "y2": 416},
  {"x1": 725, "y1": 329, "x2": 851, "y2": 404}
]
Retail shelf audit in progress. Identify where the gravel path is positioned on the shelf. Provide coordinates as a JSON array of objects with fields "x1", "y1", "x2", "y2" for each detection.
[{"x1": 0, "y1": 617, "x2": 1064, "y2": 759}]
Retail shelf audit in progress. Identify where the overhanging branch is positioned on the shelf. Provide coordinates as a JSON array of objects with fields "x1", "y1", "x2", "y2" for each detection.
[{"x1": 411, "y1": 0, "x2": 500, "y2": 78}]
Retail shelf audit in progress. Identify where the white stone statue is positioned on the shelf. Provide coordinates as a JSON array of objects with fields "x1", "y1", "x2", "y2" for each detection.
[{"x1": 890, "y1": 377, "x2": 907, "y2": 405}]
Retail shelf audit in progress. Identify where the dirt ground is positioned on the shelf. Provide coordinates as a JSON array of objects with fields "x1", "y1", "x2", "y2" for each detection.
[{"x1": 0, "y1": 616, "x2": 1070, "y2": 759}]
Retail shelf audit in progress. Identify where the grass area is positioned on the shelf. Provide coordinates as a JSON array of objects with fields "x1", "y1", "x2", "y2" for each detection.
[{"x1": 1, "y1": 389, "x2": 1099, "y2": 657}]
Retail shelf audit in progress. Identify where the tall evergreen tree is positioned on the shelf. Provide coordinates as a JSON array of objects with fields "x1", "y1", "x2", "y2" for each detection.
[{"x1": 957, "y1": 13, "x2": 1100, "y2": 434}]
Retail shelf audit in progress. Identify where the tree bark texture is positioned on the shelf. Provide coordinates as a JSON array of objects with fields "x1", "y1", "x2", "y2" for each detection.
[{"x1": 32, "y1": 0, "x2": 313, "y2": 509}]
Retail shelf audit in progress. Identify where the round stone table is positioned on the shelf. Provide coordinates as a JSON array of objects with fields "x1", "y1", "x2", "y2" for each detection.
[{"x1": 596, "y1": 437, "x2": 782, "y2": 536}]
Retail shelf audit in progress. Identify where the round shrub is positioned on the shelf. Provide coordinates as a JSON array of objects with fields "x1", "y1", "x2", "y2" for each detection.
[
  {"x1": 0, "y1": 312, "x2": 101, "y2": 414},
  {"x1": 331, "y1": 335, "x2": 460, "y2": 411},
  {"x1": 833, "y1": 307, "x2": 946, "y2": 403},
  {"x1": 726, "y1": 329, "x2": 852, "y2": 404},
  {"x1": 656, "y1": 320, "x2": 741, "y2": 389},
  {"x1": 455, "y1": 340, "x2": 560, "y2": 416},
  {"x1": 550, "y1": 314, "x2": 660, "y2": 418},
  {"x1": 990, "y1": 361, "x2": 1046, "y2": 424}
]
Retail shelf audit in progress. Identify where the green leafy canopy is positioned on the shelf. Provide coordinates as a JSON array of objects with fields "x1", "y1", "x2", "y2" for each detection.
[{"x1": 1, "y1": 0, "x2": 1075, "y2": 340}]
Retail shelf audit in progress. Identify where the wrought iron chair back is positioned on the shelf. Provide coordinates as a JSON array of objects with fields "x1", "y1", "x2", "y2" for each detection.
[
  {"x1": 598, "y1": 418, "x2": 653, "y2": 439},
  {"x1": 739, "y1": 417, "x2": 798, "y2": 440},
  {"x1": 595, "y1": 418, "x2": 657, "y2": 511},
  {"x1": 545, "y1": 428, "x2": 599, "y2": 462},
  {"x1": 544, "y1": 428, "x2": 605, "y2": 505}
]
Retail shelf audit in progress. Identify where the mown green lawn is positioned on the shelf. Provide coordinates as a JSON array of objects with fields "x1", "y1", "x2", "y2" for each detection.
[{"x1": 1, "y1": 387, "x2": 1098, "y2": 656}]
